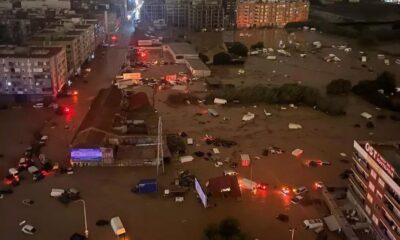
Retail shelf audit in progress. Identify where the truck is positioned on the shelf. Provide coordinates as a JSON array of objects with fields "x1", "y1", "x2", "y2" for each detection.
[
  {"x1": 110, "y1": 217, "x2": 126, "y2": 238},
  {"x1": 239, "y1": 178, "x2": 257, "y2": 191},
  {"x1": 132, "y1": 179, "x2": 157, "y2": 193}
]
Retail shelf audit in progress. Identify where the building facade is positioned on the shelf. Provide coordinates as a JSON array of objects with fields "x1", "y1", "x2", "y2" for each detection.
[
  {"x1": 0, "y1": 46, "x2": 68, "y2": 100},
  {"x1": 28, "y1": 36, "x2": 80, "y2": 76},
  {"x1": 141, "y1": 0, "x2": 225, "y2": 30},
  {"x1": 350, "y1": 140, "x2": 400, "y2": 240},
  {"x1": 20, "y1": 0, "x2": 71, "y2": 9},
  {"x1": 31, "y1": 22, "x2": 96, "y2": 75},
  {"x1": 236, "y1": 0, "x2": 309, "y2": 28}
]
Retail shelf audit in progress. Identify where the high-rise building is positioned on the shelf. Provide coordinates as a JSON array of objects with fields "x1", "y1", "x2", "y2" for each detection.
[
  {"x1": 0, "y1": 46, "x2": 68, "y2": 100},
  {"x1": 350, "y1": 140, "x2": 400, "y2": 240},
  {"x1": 236, "y1": 0, "x2": 309, "y2": 28},
  {"x1": 222, "y1": 0, "x2": 236, "y2": 28},
  {"x1": 141, "y1": 0, "x2": 225, "y2": 30}
]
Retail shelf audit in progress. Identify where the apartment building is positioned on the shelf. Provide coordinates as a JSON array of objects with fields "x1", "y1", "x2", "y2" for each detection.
[
  {"x1": 60, "y1": 17, "x2": 105, "y2": 47},
  {"x1": 141, "y1": 0, "x2": 225, "y2": 30},
  {"x1": 20, "y1": 0, "x2": 71, "y2": 9},
  {"x1": 236, "y1": 0, "x2": 309, "y2": 28},
  {"x1": 188, "y1": 3, "x2": 225, "y2": 30},
  {"x1": 0, "y1": 46, "x2": 67, "y2": 100},
  {"x1": 222, "y1": 0, "x2": 237, "y2": 28},
  {"x1": 31, "y1": 23, "x2": 95, "y2": 75},
  {"x1": 28, "y1": 35, "x2": 80, "y2": 76},
  {"x1": 350, "y1": 140, "x2": 400, "y2": 240}
]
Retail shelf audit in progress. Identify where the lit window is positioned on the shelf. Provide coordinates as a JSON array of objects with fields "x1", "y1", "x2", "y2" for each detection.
[
  {"x1": 368, "y1": 182, "x2": 375, "y2": 192},
  {"x1": 365, "y1": 205, "x2": 371, "y2": 215},
  {"x1": 370, "y1": 169, "x2": 377, "y2": 180},
  {"x1": 372, "y1": 214, "x2": 378, "y2": 225},
  {"x1": 367, "y1": 193, "x2": 373, "y2": 204}
]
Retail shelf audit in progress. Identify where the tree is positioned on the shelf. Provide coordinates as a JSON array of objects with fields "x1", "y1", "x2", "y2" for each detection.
[
  {"x1": 250, "y1": 41, "x2": 264, "y2": 50},
  {"x1": 228, "y1": 42, "x2": 248, "y2": 57},
  {"x1": 219, "y1": 218, "x2": 241, "y2": 239},
  {"x1": 375, "y1": 71, "x2": 396, "y2": 94},
  {"x1": 199, "y1": 52, "x2": 210, "y2": 63},
  {"x1": 277, "y1": 84, "x2": 306, "y2": 104},
  {"x1": 326, "y1": 79, "x2": 352, "y2": 95},
  {"x1": 303, "y1": 87, "x2": 321, "y2": 106},
  {"x1": 204, "y1": 218, "x2": 249, "y2": 240},
  {"x1": 213, "y1": 52, "x2": 232, "y2": 65}
]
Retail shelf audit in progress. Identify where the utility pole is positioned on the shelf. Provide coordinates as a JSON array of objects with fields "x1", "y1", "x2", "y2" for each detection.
[
  {"x1": 289, "y1": 228, "x2": 296, "y2": 240},
  {"x1": 156, "y1": 116, "x2": 164, "y2": 175},
  {"x1": 73, "y1": 199, "x2": 89, "y2": 238}
]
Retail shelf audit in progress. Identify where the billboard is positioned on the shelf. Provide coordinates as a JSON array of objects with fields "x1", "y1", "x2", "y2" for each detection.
[
  {"x1": 71, "y1": 148, "x2": 102, "y2": 161},
  {"x1": 195, "y1": 178, "x2": 207, "y2": 208},
  {"x1": 123, "y1": 72, "x2": 141, "y2": 80}
]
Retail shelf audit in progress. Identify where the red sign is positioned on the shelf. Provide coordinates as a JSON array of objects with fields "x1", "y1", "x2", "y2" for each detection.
[
  {"x1": 165, "y1": 74, "x2": 177, "y2": 81},
  {"x1": 364, "y1": 142, "x2": 395, "y2": 178}
]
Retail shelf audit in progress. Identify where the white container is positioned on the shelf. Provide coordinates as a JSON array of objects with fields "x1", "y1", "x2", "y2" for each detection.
[
  {"x1": 50, "y1": 188, "x2": 65, "y2": 197},
  {"x1": 180, "y1": 155, "x2": 194, "y2": 163},
  {"x1": 111, "y1": 217, "x2": 126, "y2": 236}
]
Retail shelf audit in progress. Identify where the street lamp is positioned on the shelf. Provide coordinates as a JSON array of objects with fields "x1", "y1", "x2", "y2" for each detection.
[{"x1": 73, "y1": 199, "x2": 89, "y2": 238}]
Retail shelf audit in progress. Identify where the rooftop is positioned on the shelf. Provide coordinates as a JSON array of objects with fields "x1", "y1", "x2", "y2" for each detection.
[
  {"x1": 72, "y1": 87, "x2": 159, "y2": 148},
  {"x1": 0, "y1": 46, "x2": 63, "y2": 58},
  {"x1": 372, "y1": 142, "x2": 400, "y2": 176},
  {"x1": 31, "y1": 36, "x2": 77, "y2": 42},
  {"x1": 168, "y1": 42, "x2": 197, "y2": 55},
  {"x1": 185, "y1": 58, "x2": 210, "y2": 71}
]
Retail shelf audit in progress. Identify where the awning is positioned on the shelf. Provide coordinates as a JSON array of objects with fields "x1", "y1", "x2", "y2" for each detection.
[{"x1": 324, "y1": 215, "x2": 341, "y2": 232}]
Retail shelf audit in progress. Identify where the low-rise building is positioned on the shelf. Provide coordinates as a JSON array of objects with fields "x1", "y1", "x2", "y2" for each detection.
[
  {"x1": 71, "y1": 87, "x2": 170, "y2": 167},
  {"x1": 236, "y1": 0, "x2": 309, "y2": 28},
  {"x1": 164, "y1": 42, "x2": 211, "y2": 77},
  {"x1": 0, "y1": 46, "x2": 68, "y2": 101},
  {"x1": 164, "y1": 42, "x2": 199, "y2": 63}
]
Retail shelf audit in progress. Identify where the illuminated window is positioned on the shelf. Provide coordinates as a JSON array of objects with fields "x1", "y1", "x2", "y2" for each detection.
[
  {"x1": 365, "y1": 205, "x2": 371, "y2": 215},
  {"x1": 368, "y1": 182, "x2": 375, "y2": 192},
  {"x1": 370, "y1": 169, "x2": 377, "y2": 179},
  {"x1": 367, "y1": 193, "x2": 373, "y2": 204},
  {"x1": 372, "y1": 214, "x2": 378, "y2": 225}
]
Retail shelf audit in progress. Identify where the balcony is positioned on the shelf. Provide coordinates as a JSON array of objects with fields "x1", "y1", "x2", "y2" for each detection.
[
  {"x1": 352, "y1": 153, "x2": 370, "y2": 172},
  {"x1": 382, "y1": 201, "x2": 400, "y2": 225},
  {"x1": 351, "y1": 165, "x2": 368, "y2": 187},
  {"x1": 380, "y1": 210, "x2": 400, "y2": 238},
  {"x1": 385, "y1": 192, "x2": 400, "y2": 217},
  {"x1": 349, "y1": 175, "x2": 367, "y2": 199}
]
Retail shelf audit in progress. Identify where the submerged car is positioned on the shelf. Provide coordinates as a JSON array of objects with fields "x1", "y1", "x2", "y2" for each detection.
[
  {"x1": 293, "y1": 186, "x2": 308, "y2": 195},
  {"x1": 21, "y1": 224, "x2": 36, "y2": 235}
]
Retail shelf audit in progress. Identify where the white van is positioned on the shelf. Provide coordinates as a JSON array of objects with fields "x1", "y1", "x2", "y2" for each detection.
[
  {"x1": 208, "y1": 108, "x2": 219, "y2": 117},
  {"x1": 111, "y1": 217, "x2": 126, "y2": 238},
  {"x1": 223, "y1": 170, "x2": 238, "y2": 176},
  {"x1": 239, "y1": 178, "x2": 257, "y2": 190},
  {"x1": 50, "y1": 188, "x2": 65, "y2": 197},
  {"x1": 9, "y1": 168, "x2": 18, "y2": 176},
  {"x1": 304, "y1": 219, "x2": 323, "y2": 229}
]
